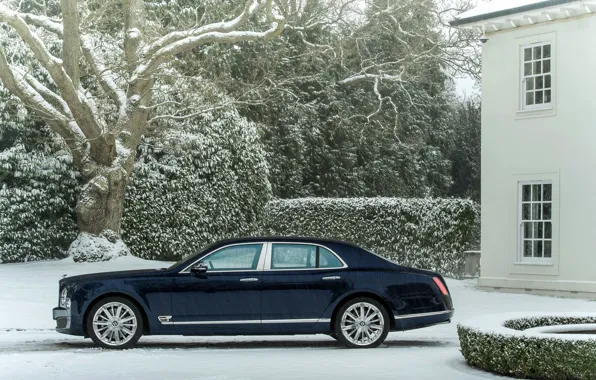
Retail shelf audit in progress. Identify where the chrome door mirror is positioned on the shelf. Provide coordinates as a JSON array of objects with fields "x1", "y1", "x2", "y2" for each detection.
[{"x1": 190, "y1": 262, "x2": 208, "y2": 275}]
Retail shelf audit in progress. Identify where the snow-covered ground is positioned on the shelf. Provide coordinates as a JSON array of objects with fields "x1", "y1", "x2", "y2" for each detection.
[{"x1": 0, "y1": 257, "x2": 595, "y2": 380}]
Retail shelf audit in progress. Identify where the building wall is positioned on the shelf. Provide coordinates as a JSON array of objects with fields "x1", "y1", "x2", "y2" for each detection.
[{"x1": 480, "y1": 13, "x2": 596, "y2": 294}]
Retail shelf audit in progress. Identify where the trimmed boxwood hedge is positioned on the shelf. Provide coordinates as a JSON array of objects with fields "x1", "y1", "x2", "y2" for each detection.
[
  {"x1": 258, "y1": 198, "x2": 480, "y2": 277},
  {"x1": 458, "y1": 314, "x2": 596, "y2": 380}
]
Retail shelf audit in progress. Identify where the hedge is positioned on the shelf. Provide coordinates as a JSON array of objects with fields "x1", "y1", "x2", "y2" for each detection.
[
  {"x1": 123, "y1": 110, "x2": 271, "y2": 261},
  {"x1": 458, "y1": 313, "x2": 596, "y2": 380},
  {"x1": 258, "y1": 197, "x2": 480, "y2": 278},
  {"x1": 0, "y1": 145, "x2": 78, "y2": 263}
]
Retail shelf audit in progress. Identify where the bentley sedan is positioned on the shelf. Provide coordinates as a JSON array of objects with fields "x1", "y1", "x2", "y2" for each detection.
[{"x1": 53, "y1": 237, "x2": 454, "y2": 349}]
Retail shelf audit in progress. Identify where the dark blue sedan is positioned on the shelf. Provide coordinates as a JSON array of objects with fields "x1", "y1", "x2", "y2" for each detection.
[{"x1": 53, "y1": 237, "x2": 454, "y2": 349}]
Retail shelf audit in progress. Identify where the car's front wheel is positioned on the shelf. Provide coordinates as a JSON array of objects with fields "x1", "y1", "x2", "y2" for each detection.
[
  {"x1": 334, "y1": 297, "x2": 390, "y2": 348},
  {"x1": 86, "y1": 297, "x2": 143, "y2": 349}
]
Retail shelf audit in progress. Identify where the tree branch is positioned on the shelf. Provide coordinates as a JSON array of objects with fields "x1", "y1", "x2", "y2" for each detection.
[
  {"x1": 123, "y1": 0, "x2": 144, "y2": 73},
  {"x1": 135, "y1": 0, "x2": 285, "y2": 79},
  {"x1": 0, "y1": 48, "x2": 86, "y2": 164},
  {"x1": 16, "y1": 68, "x2": 73, "y2": 118},
  {"x1": 338, "y1": 72, "x2": 404, "y2": 85},
  {"x1": 0, "y1": 4, "x2": 103, "y2": 140},
  {"x1": 141, "y1": 0, "x2": 260, "y2": 59},
  {"x1": 60, "y1": 0, "x2": 81, "y2": 87},
  {"x1": 80, "y1": 36, "x2": 128, "y2": 125}
]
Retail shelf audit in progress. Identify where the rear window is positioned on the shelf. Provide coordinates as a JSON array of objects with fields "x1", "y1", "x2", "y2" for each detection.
[{"x1": 271, "y1": 244, "x2": 344, "y2": 270}]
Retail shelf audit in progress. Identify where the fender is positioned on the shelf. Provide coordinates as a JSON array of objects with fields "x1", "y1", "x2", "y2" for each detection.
[
  {"x1": 74, "y1": 283, "x2": 154, "y2": 329},
  {"x1": 320, "y1": 287, "x2": 396, "y2": 321}
]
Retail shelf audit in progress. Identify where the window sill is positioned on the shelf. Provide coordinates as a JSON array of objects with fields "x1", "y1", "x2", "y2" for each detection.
[
  {"x1": 517, "y1": 106, "x2": 553, "y2": 113},
  {"x1": 513, "y1": 261, "x2": 554, "y2": 266},
  {"x1": 515, "y1": 106, "x2": 555, "y2": 119}
]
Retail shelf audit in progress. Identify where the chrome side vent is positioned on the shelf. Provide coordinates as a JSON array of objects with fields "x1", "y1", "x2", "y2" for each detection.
[{"x1": 158, "y1": 316, "x2": 172, "y2": 323}]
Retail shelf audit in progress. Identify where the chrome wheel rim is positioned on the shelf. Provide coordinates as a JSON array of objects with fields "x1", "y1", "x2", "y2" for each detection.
[
  {"x1": 340, "y1": 302, "x2": 385, "y2": 346},
  {"x1": 92, "y1": 302, "x2": 137, "y2": 347}
]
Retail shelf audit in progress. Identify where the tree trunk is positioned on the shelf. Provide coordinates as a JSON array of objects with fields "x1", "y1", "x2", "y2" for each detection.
[
  {"x1": 77, "y1": 168, "x2": 127, "y2": 234},
  {"x1": 68, "y1": 164, "x2": 131, "y2": 262}
]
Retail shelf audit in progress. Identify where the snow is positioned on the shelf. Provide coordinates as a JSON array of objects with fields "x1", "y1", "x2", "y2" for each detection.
[
  {"x1": 524, "y1": 323, "x2": 596, "y2": 335},
  {"x1": 0, "y1": 258, "x2": 595, "y2": 379},
  {"x1": 67, "y1": 232, "x2": 131, "y2": 262},
  {"x1": 460, "y1": 312, "x2": 596, "y2": 341},
  {"x1": 0, "y1": 256, "x2": 165, "y2": 330},
  {"x1": 456, "y1": 0, "x2": 555, "y2": 21}
]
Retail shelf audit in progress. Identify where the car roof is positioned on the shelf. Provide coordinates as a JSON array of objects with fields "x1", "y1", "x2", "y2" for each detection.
[{"x1": 213, "y1": 236, "x2": 362, "y2": 249}]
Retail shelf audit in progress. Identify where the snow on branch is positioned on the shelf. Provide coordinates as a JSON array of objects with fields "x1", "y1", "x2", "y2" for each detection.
[
  {"x1": 0, "y1": 3, "x2": 103, "y2": 140},
  {"x1": 338, "y1": 72, "x2": 405, "y2": 85},
  {"x1": 19, "y1": 12, "x2": 63, "y2": 34},
  {"x1": 0, "y1": 48, "x2": 86, "y2": 163},
  {"x1": 15, "y1": 67, "x2": 73, "y2": 118},
  {"x1": 13, "y1": 8, "x2": 127, "y2": 128},
  {"x1": 80, "y1": 37, "x2": 127, "y2": 122},
  {"x1": 141, "y1": 0, "x2": 261, "y2": 59},
  {"x1": 135, "y1": 0, "x2": 286, "y2": 78}
]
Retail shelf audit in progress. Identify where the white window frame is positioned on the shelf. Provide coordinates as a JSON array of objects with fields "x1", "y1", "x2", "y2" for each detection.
[
  {"x1": 518, "y1": 181, "x2": 553, "y2": 264},
  {"x1": 520, "y1": 40, "x2": 554, "y2": 112}
]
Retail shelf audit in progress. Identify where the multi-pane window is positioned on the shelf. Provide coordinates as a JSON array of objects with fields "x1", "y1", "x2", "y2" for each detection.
[
  {"x1": 520, "y1": 183, "x2": 552, "y2": 260},
  {"x1": 522, "y1": 43, "x2": 552, "y2": 109}
]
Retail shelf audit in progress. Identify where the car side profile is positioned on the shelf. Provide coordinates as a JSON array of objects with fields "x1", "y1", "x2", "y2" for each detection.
[{"x1": 53, "y1": 237, "x2": 454, "y2": 349}]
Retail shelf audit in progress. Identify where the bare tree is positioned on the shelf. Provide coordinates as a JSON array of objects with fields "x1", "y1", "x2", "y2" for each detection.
[{"x1": 0, "y1": 0, "x2": 285, "y2": 260}]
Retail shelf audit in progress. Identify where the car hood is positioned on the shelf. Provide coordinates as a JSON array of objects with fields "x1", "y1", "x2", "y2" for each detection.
[{"x1": 60, "y1": 269, "x2": 167, "y2": 285}]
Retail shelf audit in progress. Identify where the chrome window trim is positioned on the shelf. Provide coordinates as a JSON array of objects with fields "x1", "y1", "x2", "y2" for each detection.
[
  {"x1": 394, "y1": 310, "x2": 454, "y2": 320},
  {"x1": 179, "y1": 242, "x2": 268, "y2": 274},
  {"x1": 264, "y1": 242, "x2": 348, "y2": 271},
  {"x1": 158, "y1": 318, "x2": 331, "y2": 325}
]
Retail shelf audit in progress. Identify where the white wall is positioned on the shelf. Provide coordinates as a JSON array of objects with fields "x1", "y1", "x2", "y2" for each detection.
[{"x1": 480, "y1": 14, "x2": 596, "y2": 294}]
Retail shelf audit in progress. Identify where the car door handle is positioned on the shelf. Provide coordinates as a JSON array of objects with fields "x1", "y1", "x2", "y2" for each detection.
[
  {"x1": 240, "y1": 278, "x2": 259, "y2": 282},
  {"x1": 322, "y1": 276, "x2": 341, "y2": 281}
]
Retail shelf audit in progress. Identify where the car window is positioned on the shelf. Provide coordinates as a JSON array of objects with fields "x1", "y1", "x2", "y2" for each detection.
[
  {"x1": 271, "y1": 244, "x2": 316, "y2": 269},
  {"x1": 318, "y1": 247, "x2": 343, "y2": 268},
  {"x1": 270, "y1": 244, "x2": 343, "y2": 270},
  {"x1": 201, "y1": 244, "x2": 263, "y2": 271}
]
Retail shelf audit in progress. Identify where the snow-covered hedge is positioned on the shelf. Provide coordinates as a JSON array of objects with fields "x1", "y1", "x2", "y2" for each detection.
[
  {"x1": 258, "y1": 198, "x2": 479, "y2": 277},
  {"x1": 123, "y1": 111, "x2": 271, "y2": 261},
  {"x1": 458, "y1": 313, "x2": 596, "y2": 380},
  {"x1": 0, "y1": 145, "x2": 78, "y2": 263}
]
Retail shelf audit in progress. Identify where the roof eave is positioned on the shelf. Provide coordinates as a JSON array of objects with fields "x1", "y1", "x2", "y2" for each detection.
[{"x1": 450, "y1": 0, "x2": 579, "y2": 27}]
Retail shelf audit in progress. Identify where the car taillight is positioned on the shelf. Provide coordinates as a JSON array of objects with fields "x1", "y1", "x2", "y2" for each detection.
[{"x1": 433, "y1": 277, "x2": 449, "y2": 296}]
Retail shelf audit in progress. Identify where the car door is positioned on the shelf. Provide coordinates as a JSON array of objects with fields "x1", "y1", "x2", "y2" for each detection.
[
  {"x1": 171, "y1": 243, "x2": 265, "y2": 334},
  {"x1": 260, "y1": 242, "x2": 350, "y2": 333}
]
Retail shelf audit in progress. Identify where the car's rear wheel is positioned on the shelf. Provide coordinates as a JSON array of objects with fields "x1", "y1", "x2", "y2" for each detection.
[
  {"x1": 86, "y1": 297, "x2": 143, "y2": 349},
  {"x1": 334, "y1": 297, "x2": 390, "y2": 348}
]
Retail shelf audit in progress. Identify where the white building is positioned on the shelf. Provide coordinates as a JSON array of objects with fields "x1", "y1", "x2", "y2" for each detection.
[{"x1": 452, "y1": 0, "x2": 596, "y2": 297}]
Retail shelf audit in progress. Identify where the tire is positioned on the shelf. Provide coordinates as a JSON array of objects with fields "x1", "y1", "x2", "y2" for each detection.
[
  {"x1": 86, "y1": 296, "x2": 143, "y2": 349},
  {"x1": 333, "y1": 297, "x2": 390, "y2": 349}
]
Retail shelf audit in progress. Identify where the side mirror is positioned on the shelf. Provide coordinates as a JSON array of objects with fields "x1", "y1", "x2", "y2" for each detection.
[{"x1": 190, "y1": 262, "x2": 208, "y2": 275}]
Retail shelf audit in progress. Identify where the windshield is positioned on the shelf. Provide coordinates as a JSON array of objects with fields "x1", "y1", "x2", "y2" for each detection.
[
  {"x1": 168, "y1": 252, "x2": 199, "y2": 270},
  {"x1": 167, "y1": 241, "x2": 217, "y2": 270}
]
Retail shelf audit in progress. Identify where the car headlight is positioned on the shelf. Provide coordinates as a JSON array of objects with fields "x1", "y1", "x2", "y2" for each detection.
[
  {"x1": 65, "y1": 298, "x2": 71, "y2": 310},
  {"x1": 60, "y1": 288, "x2": 68, "y2": 307}
]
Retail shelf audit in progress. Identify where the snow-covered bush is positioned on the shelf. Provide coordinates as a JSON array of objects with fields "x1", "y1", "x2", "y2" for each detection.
[
  {"x1": 69, "y1": 231, "x2": 131, "y2": 263},
  {"x1": 0, "y1": 144, "x2": 78, "y2": 263},
  {"x1": 122, "y1": 110, "x2": 271, "y2": 261},
  {"x1": 258, "y1": 198, "x2": 479, "y2": 277},
  {"x1": 458, "y1": 313, "x2": 596, "y2": 380}
]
